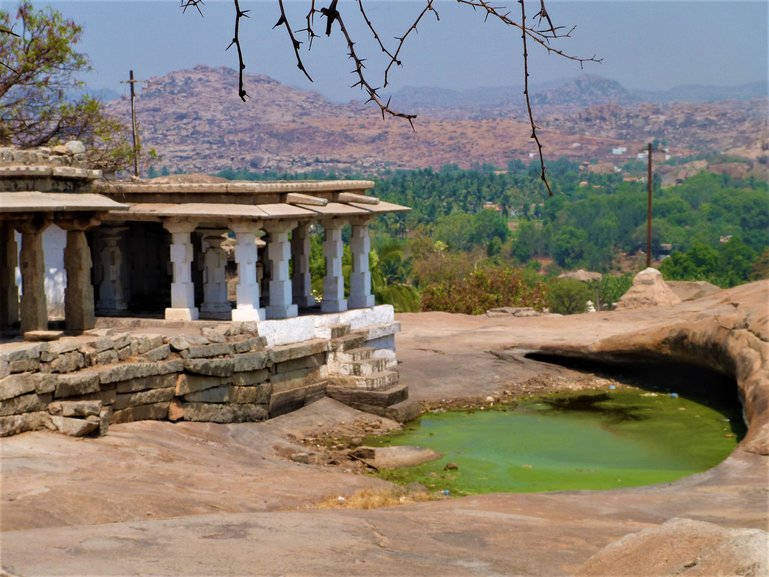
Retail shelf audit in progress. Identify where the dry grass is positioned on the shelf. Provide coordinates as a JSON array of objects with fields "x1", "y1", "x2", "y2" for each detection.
[{"x1": 312, "y1": 486, "x2": 438, "y2": 510}]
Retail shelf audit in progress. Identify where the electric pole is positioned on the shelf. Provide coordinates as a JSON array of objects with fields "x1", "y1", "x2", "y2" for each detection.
[
  {"x1": 647, "y1": 142, "x2": 653, "y2": 268},
  {"x1": 122, "y1": 70, "x2": 140, "y2": 178}
]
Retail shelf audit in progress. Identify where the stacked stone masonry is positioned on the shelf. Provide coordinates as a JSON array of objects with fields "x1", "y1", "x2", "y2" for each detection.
[{"x1": 0, "y1": 312, "x2": 411, "y2": 438}]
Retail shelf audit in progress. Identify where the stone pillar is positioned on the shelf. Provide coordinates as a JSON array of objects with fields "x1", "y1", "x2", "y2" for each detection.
[
  {"x1": 231, "y1": 221, "x2": 265, "y2": 322},
  {"x1": 15, "y1": 217, "x2": 51, "y2": 333},
  {"x1": 291, "y1": 222, "x2": 316, "y2": 308},
  {"x1": 94, "y1": 225, "x2": 129, "y2": 314},
  {"x1": 199, "y1": 230, "x2": 232, "y2": 320},
  {"x1": 58, "y1": 215, "x2": 101, "y2": 332},
  {"x1": 265, "y1": 221, "x2": 298, "y2": 319},
  {"x1": 321, "y1": 220, "x2": 347, "y2": 313},
  {"x1": 0, "y1": 222, "x2": 19, "y2": 330},
  {"x1": 163, "y1": 219, "x2": 199, "y2": 321},
  {"x1": 348, "y1": 219, "x2": 375, "y2": 309}
]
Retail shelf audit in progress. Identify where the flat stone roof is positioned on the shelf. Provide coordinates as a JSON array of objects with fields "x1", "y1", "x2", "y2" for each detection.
[
  {"x1": 0, "y1": 191, "x2": 128, "y2": 214},
  {"x1": 91, "y1": 180, "x2": 376, "y2": 196}
]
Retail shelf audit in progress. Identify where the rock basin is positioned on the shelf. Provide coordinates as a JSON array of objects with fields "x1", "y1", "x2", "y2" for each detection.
[{"x1": 1, "y1": 281, "x2": 767, "y2": 576}]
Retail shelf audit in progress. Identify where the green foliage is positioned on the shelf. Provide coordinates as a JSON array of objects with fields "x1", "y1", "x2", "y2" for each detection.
[
  {"x1": 421, "y1": 266, "x2": 547, "y2": 315},
  {"x1": 546, "y1": 278, "x2": 592, "y2": 315},
  {"x1": 659, "y1": 237, "x2": 758, "y2": 288},
  {"x1": 0, "y1": 2, "x2": 133, "y2": 171},
  {"x1": 594, "y1": 274, "x2": 633, "y2": 309}
]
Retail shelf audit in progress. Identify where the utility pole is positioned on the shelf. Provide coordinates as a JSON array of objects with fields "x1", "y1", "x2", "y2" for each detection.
[
  {"x1": 122, "y1": 70, "x2": 140, "y2": 178},
  {"x1": 646, "y1": 142, "x2": 653, "y2": 268}
]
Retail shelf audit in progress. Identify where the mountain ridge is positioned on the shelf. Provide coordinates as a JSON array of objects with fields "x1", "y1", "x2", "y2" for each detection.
[{"x1": 103, "y1": 65, "x2": 767, "y2": 175}]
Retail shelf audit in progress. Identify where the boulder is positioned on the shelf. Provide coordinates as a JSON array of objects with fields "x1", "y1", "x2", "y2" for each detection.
[{"x1": 616, "y1": 268, "x2": 682, "y2": 309}]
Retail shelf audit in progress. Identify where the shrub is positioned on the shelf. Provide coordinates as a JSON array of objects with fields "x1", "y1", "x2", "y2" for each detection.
[{"x1": 546, "y1": 278, "x2": 592, "y2": 315}]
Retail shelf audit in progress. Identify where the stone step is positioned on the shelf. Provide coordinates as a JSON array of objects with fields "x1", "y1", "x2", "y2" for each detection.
[
  {"x1": 326, "y1": 382, "x2": 408, "y2": 411},
  {"x1": 385, "y1": 398, "x2": 421, "y2": 423},
  {"x1": 329, "y1": 324, "x2": 351, "y2": 339},
  {"x1": 350, "y1": 357, "x2": 389, "y2": 377},
  {"x1": 345, "y1": 347, "x2": 373, "y2": 362},
  {"x1": 329, "y1": 370, "x2": 399, "y2": 391},
  {"x1": 329, "y1": 332, "x2": 367, "y2": 353}
]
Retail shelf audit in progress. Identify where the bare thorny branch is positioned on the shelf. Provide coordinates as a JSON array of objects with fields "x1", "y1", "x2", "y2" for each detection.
[{"x1": 180, "y1": 0, "x2": 601, "y2": 194}]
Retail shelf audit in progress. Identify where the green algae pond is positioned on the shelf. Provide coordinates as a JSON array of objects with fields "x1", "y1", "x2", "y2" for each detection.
[{"x1": 368, "y1": 387, "x2": 746, "y2": 495}]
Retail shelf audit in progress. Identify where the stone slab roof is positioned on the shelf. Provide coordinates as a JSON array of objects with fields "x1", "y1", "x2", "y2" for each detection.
[
  {"x1": 0, "y1": 191, "x2": 128, "y2": 214},
  {"x1": 92, "y1": 180, "x2": 376, "y2": 196}
]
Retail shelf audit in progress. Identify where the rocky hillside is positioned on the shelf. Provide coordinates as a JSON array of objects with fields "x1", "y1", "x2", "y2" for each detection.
[{"x1": 105, "y1": 65, "x2": 767, "y2": 174}]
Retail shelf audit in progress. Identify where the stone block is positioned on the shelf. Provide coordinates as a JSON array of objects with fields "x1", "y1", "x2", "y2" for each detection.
[
  {"x1": 111, "y1": 402, "x2": 171, "y2": 425},
  {"x1": 94, "y1": 349, "x2": 119, "y2": 366},
  {"x1": 201, "y1": 327, "x2": 228, "y2": 343},
  {"x1": 47, "y1": 400, "x2": 102, "y2": 418},
  {"x1": 268, "y1": 382, "x2": 326, "y2": 418},
  {"x1": 117, "y1": 345, "x2": 132, "y2": 361},
  {"x1": 92, "y1": 337, "x2": 115, "y2": 353},
  {"x1": 0, "y1": 359, "x2": 8, "y2": 379},
  {"x1": 9, "y1": 357, "x2": 40, "y2": 373},
  {"x1": 75, "y1": 387, "x2": 117, "y2": 406},
  {"x1": 0, "y1": 392, "x2": 51, "y2": 417},
  {"x1": 143, "y1": 344, "x2": 171, "y2": 361},
  {"x1": 40, "y1": 338, "x2": 80, "y2": 361},
  {"x1": 135, "y1": 334, "x2": 164, "y2": 355},
  {"x1": 111, "y1": 333, "x2": 132, "y2": 350},
  {"x1": 230, "y1": 384, "x2": 271, "y2": 404},
  {"x1": 232, "y1": 351, "x2": 269, "y2": 373},
  {"x1": 175, "y1": 373, "x2": 228, "y2": 395},
  {"x1": 0, "y1": 411, "x2": 53, "y2": 437},
  {"x1": 115, "y1": 373, "x2": 177, "y2": 394},
  {"x1": 181, "y1": 402, "x2": 267, "y2": 423},
  {"x1": 232, "y1": 336, "x2": 267, "y2": 353},
  {"x1": 231, "y1": 369, "x2": 270, "y2": 386},
  {"x1": 181, "y1": 342, "x2": 233, "y2": 359},
  {"x1": 385, "y1": 398, "x2": 421, "y2": 423},
  {"x1": 55, "y1": 371, "x2": 101, "y2": 398},
  {"x1": 269, "y1": 339, "x2": 329, "y2": 364},
  {"x1": 114, "y1": 387, "x2": 176, "y2": 410},
  {"x1": 270, "y1": 367, "x2": 324, "y2": 394},
  {"x1": 99, "y1": 406, "x2": 112, "y2": 436},
  {"x1": 50, "y1": 415, "x2": 100, "y2": 437},
  {"x1": 33, "y1": 373, "x2": 57, "y2": 395},
  {"x1": 326, "y1": 382, "x2": 408, "y2": 408},
  {"x1": 166, "y1": 335, "x2": 191, "y2": 352},
  {"x1": 0, "y1": 373, "x2": 37, "y2": 401},
  {"x1": 274, "y1": 352, "x2": 326, "y2": 374},
  {"x1": 99, "y1": 359, "x2": 184, "y2": 385},
  {"x1": 184, "y1": 385, "x2": 230, "y2": 403},
  {"x1": 50, "y1": 351, "x2": 85, "y2": 373},
  {"x1": 168, "y1": 399, "x2": 184, "y2": 421},
  {"x1": 184, "y1": 358, "x2": 234, "y2": 377}
]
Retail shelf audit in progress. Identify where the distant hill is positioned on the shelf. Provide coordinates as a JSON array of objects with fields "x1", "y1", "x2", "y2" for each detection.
[
  {"x1": 393, "y1": 75, "x2": 766, "y2": 110},
  {"x1": 102, "y1": 65, "x2": 767, "y2": 175}
]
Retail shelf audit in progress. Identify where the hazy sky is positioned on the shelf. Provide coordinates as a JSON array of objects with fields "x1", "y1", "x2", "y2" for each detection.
[{"x1": 11, "y1": 1, "x2": 769, "y2": 102}]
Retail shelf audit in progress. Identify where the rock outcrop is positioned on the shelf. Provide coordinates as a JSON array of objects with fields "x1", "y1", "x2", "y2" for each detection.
[{"x1": 616, "y1": 267, "x2": 682, "y2": 309}]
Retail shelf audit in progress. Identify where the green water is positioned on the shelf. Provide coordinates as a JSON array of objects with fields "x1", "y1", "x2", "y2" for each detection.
[{"x1": 370, "y1": 389, "x2": 745, "y2": 494}]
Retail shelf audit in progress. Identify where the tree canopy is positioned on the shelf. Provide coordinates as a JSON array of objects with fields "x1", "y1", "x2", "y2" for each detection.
[{"x1": 0, "y1": 1, "x2": 133, "y2": 172}]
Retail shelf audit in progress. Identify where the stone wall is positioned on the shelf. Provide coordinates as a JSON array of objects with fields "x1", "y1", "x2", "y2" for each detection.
[{"x1": 0, "y1": 307, "x2": 408, "y2": 437}]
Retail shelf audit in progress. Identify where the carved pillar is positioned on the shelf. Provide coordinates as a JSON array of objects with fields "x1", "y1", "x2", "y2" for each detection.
[
  {"x1": 230, "y1": 221, "x2": 265, "y2": 322},
  {"x1": 15, "y1": 216, "x2": 51, "y2": 333},
  {"x1": 199, "y1": 230, "x2": 232, "y2": 320},
  {"x1": 291, "y1": 222, "x2": 316, "y2": 308},
  {"x1": 265, "y1": 220, "x2": 298, "y2": 319},
  {"x1": 348, "y1": 218, "x2": 375, "y2": 309},
  {"x1": 321, "y1": 220, "x2": 347, "y2": 313},
  {"x1": 57, "y1": 214, "x2": 101, "y2": 332},
  {"x1": 163, "y1": 219, "x2": 199, "y2": 321},
  {"x1": 0, "y1": 222, "x2": 19, "y2": 330},
  {"x1": 94, "y1": 225, "x2": 129, "y2": 314}
]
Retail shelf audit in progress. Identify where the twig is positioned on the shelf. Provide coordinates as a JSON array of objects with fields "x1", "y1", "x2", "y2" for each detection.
[
  {"x1": 519, "y1": 0, "x2": 551, "y2": 195},
  {"x1": 225, "y1": 0, "x2": 250, "y2": 101},
  {"x1": 383, "y1": 0, "x2": 440, "y2": 88},
  {"x1": 274, "y1": 0, "x2": 313, "y2": 81}
]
